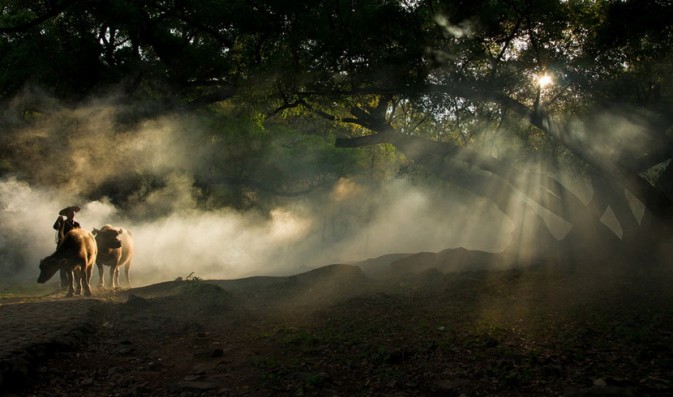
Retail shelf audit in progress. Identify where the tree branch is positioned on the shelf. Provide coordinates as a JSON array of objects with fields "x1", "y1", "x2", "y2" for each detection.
[
  {"x1": 335, "y1": 129, "x2": 589, "y2": 225},
  {"x1": 0, "y1": 0, "x2": 81, "y2": 34},
  {"x1": 430, "y1": 82, "x2": 673, "y2": 220},
  {"x1": 182, "y1": 86, "x2": 239, "y2": 111}
]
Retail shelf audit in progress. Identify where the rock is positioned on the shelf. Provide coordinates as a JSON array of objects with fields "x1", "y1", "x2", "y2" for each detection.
[
  {"x1": 385, "y1": 349, "x2": 407, "y2": 364},
  {"x1": 434, "y1": 378, "x2": 467, "y2": 395},
  {"x1": 81, "y1": 377, "x2": 94, "y2": 386},
  {"x1": 594, "y1": 378, "x2": 607, "y2": 387},
  {"x1": 146, "y1": 361, "x2": 163, "y2": 370},
  {"x1": 125, "y1": 294, "x2": 150, "y2": 308},
  {"x1": 177, "y1": 380, "x2": 217, "y2": 392}
]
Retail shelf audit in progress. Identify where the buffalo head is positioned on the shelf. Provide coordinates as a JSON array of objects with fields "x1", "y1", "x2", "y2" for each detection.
[
  {"x1": 38, "y1": 257, "x2": 62, "y2": 283},
  {"x1": 93, "y1": 227, "x2": 123, "y2": 250}
]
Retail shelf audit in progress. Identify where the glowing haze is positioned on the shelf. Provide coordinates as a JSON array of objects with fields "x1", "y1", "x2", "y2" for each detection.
[
  {"x1": 0, "y1": 176, "x2": 512, "y2": 287},
  {"x1": 3, "y1": 88, "x2": 647, "y2": 288},
  {"x1": 0, "y1": 92, "x2": 517, "y2": 288}
]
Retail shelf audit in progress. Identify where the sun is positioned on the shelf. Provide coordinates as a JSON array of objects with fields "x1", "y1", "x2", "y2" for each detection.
[{"x1": 537, "y1": 73, "x2": 554, "y2": 88}]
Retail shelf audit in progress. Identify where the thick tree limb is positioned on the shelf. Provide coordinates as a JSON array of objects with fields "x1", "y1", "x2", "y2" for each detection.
[
  {"x1": 335, "y1": 129, "x2": 589, "y2": 226},
  {"x1": 429, "y1": 82, "x2": 673, "y2": 220},
  {"x1": 183, "y1": 86, "x2": 238, "y2": 111}
]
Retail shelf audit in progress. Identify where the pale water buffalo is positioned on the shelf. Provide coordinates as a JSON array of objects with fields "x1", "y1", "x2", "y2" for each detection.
[
  {"x1": 92, "y1": 225, "x2": 134, "y2": 290},
  {"x1": 38, "y1": 228, "x2": 98, "y2": 297}
]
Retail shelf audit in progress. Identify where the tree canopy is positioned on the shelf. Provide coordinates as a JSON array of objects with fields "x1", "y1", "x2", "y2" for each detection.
[{"x1": 1, "y1": 0, "x2": 672, "y2": 258}]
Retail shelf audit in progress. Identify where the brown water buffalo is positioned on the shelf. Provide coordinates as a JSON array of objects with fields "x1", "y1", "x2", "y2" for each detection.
[
  {"x1": 92, "y1": 225, "x2": 134, "y2": 290},
  {"x1": 38, "y1": 228, "x2": 98, "y2": 297}
]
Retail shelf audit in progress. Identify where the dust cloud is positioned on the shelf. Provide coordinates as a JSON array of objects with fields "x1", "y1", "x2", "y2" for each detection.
[
  {"x1": 4, "y1": 90, "x2": 648, "y2": 289},
  {"x1": 0, "y1": 175, "x2": 513, "y2": 287},
  {"x1": 0, "y1": 92, "x2": 518, "y2": 288}
]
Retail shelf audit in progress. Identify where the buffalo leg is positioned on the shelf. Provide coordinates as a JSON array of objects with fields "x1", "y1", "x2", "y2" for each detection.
[
  {"x1": 114, "y1": 268, "x2": 120, "y2": 290},
  {"x1": 65, "y1": 270, "x2": 75, "y2": 297},
  {"x1": 124, "y1": 264, "x2": 133, "y2": 289},
  {"x1": 113, "y1": 266, "x2": 123, "y2": 290},
  {"x1": 108, "y1": 266, "x2": 117, "y2": 289},
  {"x1": 75, "y1": 269, "x2": 83, "y2": 295},
  {"x1": 59, "y1": 268, "x2": 68, "y2": 289},
  {"x1": 97, "y1": 264, "x2": 105, "y2": 289},
  {"x1": 83, "y1": 266, "x2": 93, "y2": 296}
]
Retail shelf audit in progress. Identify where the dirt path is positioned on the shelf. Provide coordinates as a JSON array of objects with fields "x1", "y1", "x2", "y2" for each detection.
[
  {"x1": 2, "y1": 262, "x2": 673, "y2": 396},
  {"x1": 0, "y1": 292, "x2": 106, "y2": 392},
  {"x1": 0, "y1": 282, "x2": 323, "y2": 397}
]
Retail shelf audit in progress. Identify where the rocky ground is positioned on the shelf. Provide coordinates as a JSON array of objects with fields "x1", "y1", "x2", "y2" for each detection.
[{"x1": 2, "y1": 249, "x2": 673, "y2": 396}]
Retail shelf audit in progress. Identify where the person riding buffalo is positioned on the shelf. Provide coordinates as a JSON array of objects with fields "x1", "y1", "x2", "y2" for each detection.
[
  {"x1": 53, "y1": 205, "x2": 81, "y2": 245},
  {"x1": 52, "y1": 205, "x2": 82, "y2": 288}
]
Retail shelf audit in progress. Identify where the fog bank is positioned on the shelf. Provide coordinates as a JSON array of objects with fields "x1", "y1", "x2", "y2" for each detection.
[
  {"x1": 0, "y1": 176, "x2": 514, "y2": 287},
  {"x1": 1, "y1": 91, "x2": 615, "y2": 288}
]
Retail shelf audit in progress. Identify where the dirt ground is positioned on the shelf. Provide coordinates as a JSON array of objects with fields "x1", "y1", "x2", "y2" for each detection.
[{"x1": 2, "y1": 250, "x2": 673, "y2": 396}]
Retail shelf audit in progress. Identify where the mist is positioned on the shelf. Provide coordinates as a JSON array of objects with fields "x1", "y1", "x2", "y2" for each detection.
[
  {"x1": 2, "y1": 89, "x2": 653, "y2": 289},
  {"x1": 0, "y1": 93, "x2": 520, "y2": 288},
  {"x1": 1, "y1": 174, "x2": 518, "y2": 287}
]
